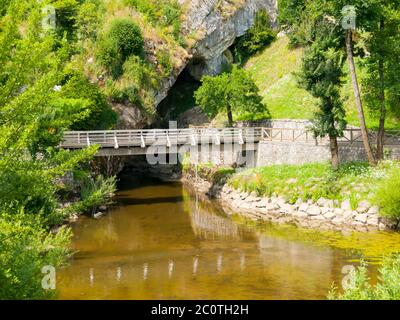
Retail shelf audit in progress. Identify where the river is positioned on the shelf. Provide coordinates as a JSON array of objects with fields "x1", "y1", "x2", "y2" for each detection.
[{"x1": 57, "y1": 181, "x2": 400, "y2": 300}]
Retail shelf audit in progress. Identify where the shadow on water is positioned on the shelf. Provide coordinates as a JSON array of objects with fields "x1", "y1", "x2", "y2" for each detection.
[{"x1": 56, "y1": 180, "x2": 400, "y2": 300}]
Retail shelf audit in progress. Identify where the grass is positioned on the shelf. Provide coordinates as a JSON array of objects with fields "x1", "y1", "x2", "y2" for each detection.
[
  {"x1": 228, "y1": 161, "x2": 400, "y2": 209},
  {"x1": 242, "y1": 36, "x2": 400, "y2": 130},
  {"x1": 243, "y1": 36, "x2": 317, "y2": 120}
]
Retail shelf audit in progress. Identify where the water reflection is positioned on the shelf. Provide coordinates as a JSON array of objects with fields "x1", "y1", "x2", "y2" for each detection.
[{"x1": 57, "y1": 182, "x2": 394, "y2": 300}]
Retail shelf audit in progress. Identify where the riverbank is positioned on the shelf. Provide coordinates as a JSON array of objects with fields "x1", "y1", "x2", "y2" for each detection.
[{"x1": 182, "y1": 162, "x2": 400, "y2": 232}]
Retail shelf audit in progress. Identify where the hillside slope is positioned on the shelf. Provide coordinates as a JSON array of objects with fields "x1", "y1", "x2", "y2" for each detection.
[{"x1": 243, "y1": 36, "x2": 400, "y2": 130}]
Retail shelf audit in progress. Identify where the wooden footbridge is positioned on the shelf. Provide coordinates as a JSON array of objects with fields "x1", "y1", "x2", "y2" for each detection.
[{"x1": 60, "y1": 127, "x2": 400, "y2": 157}]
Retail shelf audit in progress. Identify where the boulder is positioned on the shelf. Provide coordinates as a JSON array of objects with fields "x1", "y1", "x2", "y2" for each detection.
[
  {"x1": 307, "y1": 206, "x2": 321, "y2": 216},
  {"x1": 341, "y1": 199, "x2": 352, "y2": 211},
  {"x1": 354, "y1": 214, "x2": 368, "y2": 224},
  {"x1": 324, "y1": 212, "x2": 336, "y2": 220}
]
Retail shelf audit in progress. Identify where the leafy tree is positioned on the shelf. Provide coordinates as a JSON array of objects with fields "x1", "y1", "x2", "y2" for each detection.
[
  {"x1": 60, "y1": 72, "x2": 117, "y2": 130},
  {"x1": 362, "y1": 1, "x2": 400, "y2": 160},
  {"x1": 194, "y1": 66, "x2": 266, "y2": 127},
  {"x1": 298, "y1": 21, "x2": 346, "y2": 169}
]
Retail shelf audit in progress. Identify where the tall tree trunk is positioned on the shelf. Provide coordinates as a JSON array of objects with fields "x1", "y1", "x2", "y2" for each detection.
[
  {"x1": 376, "y1": 20, "x2": 386, "y2": 161},
  {"x1": 329, "y1": 135, "x2": 339, "y2": 170},
  {"x1": 227, "y1": 104, "x2": 233, "y2": 127},
  {"x1": 345, "y1": 30, "x2": 376, "y2": 165}
]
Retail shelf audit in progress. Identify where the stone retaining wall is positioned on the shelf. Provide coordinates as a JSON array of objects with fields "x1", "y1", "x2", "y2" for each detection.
[{"x1": 182, "y1": 172, "x2": 399, "y2": 233}]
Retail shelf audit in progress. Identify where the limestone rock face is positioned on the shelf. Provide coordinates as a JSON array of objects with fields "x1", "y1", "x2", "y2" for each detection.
[{"x1": 183, "y1": 0, "x2": 278, "y2": 79}]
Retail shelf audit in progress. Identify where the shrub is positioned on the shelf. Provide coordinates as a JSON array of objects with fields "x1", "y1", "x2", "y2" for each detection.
[
  {"x1": 108, "y1": 19, "x2": 144, "y2": 59},
  {"x1": 125, "y1": 0, "x2": 182, "y2": 39},
  {"x1": 97, "y1": 19, "x2": 144, "y2": 78},
  {"x1": 0, "y1": 211, "x2": 72, "y2": 299},
  {"x1": 328, "y1": 256, "x2": 400, "y2": 300},
  {"x1": 69, "y1": 175, "x2": 117, "y2": 215},
  {"x1": 374, "y1": 167, "x2": 400, "y2": 219},
  {"x1": 60, "y1": 73, "x2": 117, "y2": 130},
  {"x1": 234, "y1": 10, "x2": 277, "y2": 63}
]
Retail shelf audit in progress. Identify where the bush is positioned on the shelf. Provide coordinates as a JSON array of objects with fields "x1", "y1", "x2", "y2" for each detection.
[
  {"x1": 108, "y1": 19, "x2": 144, "y2": 59},
  {"x1": 234, "y1": 10, "x2": 276, "y2": 63},
  {"x1": 328, "y1": 256, "x2": 400, "y2": 300},
  {"x1": 68, "y1": 175, "x2": 117, "y2": 215},
  {"x1": 0, "y1": 212, "x2": 72, "y2": 299},
  {"x1": 60, "y1": 73, "x2": 117, "y2": 130},
  {"x1": 374, "y1": 167, "x2": 400, "y2": 219},
  {"x1": 125, "y1": 0, "x2": 182, "y2": 39},
  {"x1": 97, "y1": 19, "x2": 144, "y2": 78}
]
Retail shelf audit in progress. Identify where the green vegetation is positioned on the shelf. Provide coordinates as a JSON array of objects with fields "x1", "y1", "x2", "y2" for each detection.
[
  {"x1": 60, "y1": 72, "x2": 117, "y2": 130},
  {"x1": 125, "y1": 0, "x2": 182, "y2": 41},
  {"x1": 228, "y1": 161, "x2": 400, "y2": 212},
  {"x1": 243, "y1": 36, "x2": 317, "y2": 120},
  {"x1": 233, "y1": 10, "x2": 276, "y2": 64},
  {"x1": 195, "y1": 66, "x2": 267, "y2": 126},
  {"x1": 329, "y1": 255, "x2": 400, "y2": 300},
  {"x1": 0, "y1": 212, "x2": 72, "y2": 299},
  {"x1": 374, "y1": 168, "x2": 400, "y2": 219},
  {"x1": 244, "y1": 35, "x2": 400, "y2": 129},
  {"x1": 97, "y1": 18, "x2": 144, "y2": 78},
  {"x1": 297, "y1": 18, "x2": 346, "y2": 169},
  {"x1": 0, "y1": 1, "x2": 117, "y2": 299}
]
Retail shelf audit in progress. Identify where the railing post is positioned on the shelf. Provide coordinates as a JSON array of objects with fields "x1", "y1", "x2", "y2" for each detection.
[
  {"x1": 114, "y1": 132, "x2": 119, "y2": 149},
  {"x1": 140, "y1": 132, "x2": 145, "y2": 148},
  {"x1": 350, "y1": 128, "x2": 353, "y2": 144},
  {"x1": 86, "y1": 134, "x2": 90, "y2": 146},
  {"x1": 238, "y1": 129, "x2": 244, "y2": 145},
  {"x1": 166, "y1": 132, "x2": 171, "y2": 148}
]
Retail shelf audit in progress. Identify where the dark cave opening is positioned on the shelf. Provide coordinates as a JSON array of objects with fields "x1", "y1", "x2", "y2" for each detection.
[{"x1": 157, "y1": 62, "x2": 202, "y2": 126}]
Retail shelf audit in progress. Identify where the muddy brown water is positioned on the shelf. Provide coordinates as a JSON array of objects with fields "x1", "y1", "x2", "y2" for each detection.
[{"x1": 57, "y1": 181, "x2": 400, "y2": 300}]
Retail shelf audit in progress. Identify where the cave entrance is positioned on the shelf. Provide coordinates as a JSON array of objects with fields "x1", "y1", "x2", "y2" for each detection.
[{"x1": 157, "y1": 62, "x2": 202, "y2": 127}]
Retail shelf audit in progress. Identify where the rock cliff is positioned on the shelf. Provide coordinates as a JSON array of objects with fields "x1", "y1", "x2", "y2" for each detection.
[{"x1": 152, "y1": 0, "x2": 278, "y2": 120}]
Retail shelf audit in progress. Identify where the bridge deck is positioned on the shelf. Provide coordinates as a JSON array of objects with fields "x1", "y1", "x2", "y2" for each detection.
[{"x1": 60, "y1": 127, "x2": 400, "y2": 150}]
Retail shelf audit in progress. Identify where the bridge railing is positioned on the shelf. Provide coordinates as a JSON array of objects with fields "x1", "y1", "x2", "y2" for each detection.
[
  {"x1": 60, "y1": 127, "x2": 400, "y2": 150},
  {"x1": 60, "y1": 127, "x2": 265, "y2": 149}
]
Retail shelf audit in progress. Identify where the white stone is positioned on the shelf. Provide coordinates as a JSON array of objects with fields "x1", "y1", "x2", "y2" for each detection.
[
  {"x1": 332, "y1": 217, "x2": 344, "y2": 225},
  {"x1": 367, "y1": 206, "x2": 379, "y2": 215},
  {"x1": 343, "y1": 210, "x2": 354, "y2": 220},
  {"x1": 294, "y1": 211, "x2": 308, "y2": 218},
  {"x1": 367, "y1": 216, "x2": 379, "y2": 226},
  {"x1": 334, "y1": 208, "x2": 344, "y2": 216},
  {"x1": 280, "y1": 204, "x2": 293, "y2": 214},
  {"x1": 341, "y1": 199, "x2": 352, "y2": 211},
  {"x1": 317, "y1": 197, "x2": 327, "y2": 206},
  {"x1": 324, "y1": 212, "x2": 336, "y2": 220},
  {"x1": 307, "y1": 206, "x2": 321, "y2": 216},
  {"x1": 299, "y1": 203, "x2": 309, "y2": 212},
  {"x1": 355, "y1": 214, "x2": 368, "y2": 224}
]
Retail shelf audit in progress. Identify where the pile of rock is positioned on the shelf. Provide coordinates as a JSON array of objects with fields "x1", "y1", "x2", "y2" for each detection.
[{"x1": 218, "y1": 185, "x2": 399, "y2": 232}]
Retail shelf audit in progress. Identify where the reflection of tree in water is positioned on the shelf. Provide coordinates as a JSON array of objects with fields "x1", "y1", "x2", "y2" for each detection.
[
  {"x1": 187, "y1": 193, "x2": 245, "y2": 241},
  {"x1": 89, "y1": 215, "x2": 119, "y2": 246}
]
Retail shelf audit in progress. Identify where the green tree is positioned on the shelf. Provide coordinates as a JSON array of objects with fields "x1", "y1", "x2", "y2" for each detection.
[
  {"x1": 298, "y1": 21, "x2": 346, "y2": 169},
  {"x1": 194, "y1": 66, "x2": 266, "y2": 127},
  {"x1": 362, "y1": 1, "x2": 400, "y2": 160}
]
